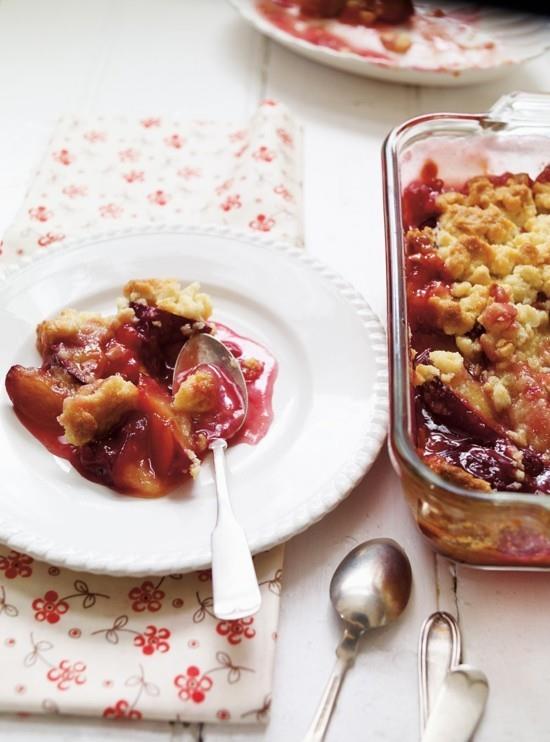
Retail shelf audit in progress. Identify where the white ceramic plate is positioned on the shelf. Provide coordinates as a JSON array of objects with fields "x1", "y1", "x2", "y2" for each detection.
[
  {"x1": 0, "y1": 226, "x2": 387, "y2": 576},
  {"x1": 230, "y1": 0, "x2": 550, "y2": 86}
]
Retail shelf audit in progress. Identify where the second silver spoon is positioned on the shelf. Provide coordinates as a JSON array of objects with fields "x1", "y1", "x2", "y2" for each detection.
[{"x1": 302, "y1": 538, "x2": 413, "y2": 742}]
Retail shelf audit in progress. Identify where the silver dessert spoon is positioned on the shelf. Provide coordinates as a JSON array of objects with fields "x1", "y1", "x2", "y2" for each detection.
[
  {"x1": 303, "y1": 538, "x2": 412, "y2": 742},
  {"x1": 173, "y1": 332, "x2": 261, "y2": 621}
]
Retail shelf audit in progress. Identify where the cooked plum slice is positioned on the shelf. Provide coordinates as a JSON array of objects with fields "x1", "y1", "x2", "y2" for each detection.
[{"x1": 5, "y1": 365, "x2": 77, "y2": 429}]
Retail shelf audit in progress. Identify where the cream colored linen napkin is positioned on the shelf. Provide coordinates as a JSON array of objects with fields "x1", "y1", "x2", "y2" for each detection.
[{"x1": 0, "y1": 100, "x2": 302, "y2": 723}]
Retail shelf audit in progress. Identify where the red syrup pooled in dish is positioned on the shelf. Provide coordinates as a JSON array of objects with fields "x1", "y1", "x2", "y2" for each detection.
[
  {"x1": 5, "y1": 307, "x2": 278, "y2": 497},
  {"x1": 174, "y1": 362, "x2": 246, "y2": 443},
  {"x1": 404, "y1": 162, "x2": 550, "y2": 494},
  {"x1": 214, "y1": 323, "x2": 278, "y2": 446}
]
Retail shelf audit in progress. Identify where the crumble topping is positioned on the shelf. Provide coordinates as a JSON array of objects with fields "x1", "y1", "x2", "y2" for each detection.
[
  {"x1": 123, "y1": 279, "x2": 213, "y2": 322},
  {"x1": 407, "y1": 168, "x2": 550, "y2": 490},
  {"x1": 416, "y1": 175, "x2": 550, "y2": 377},
  {"x1": 58, "y1": 375, "x2": 139, "y2": 446},
  {"x1": 37, "y1": 309, "x2": 111, "y2": 356},
  {"x1": 173, "y1": 368, "x2": 218, "y2": 414}
]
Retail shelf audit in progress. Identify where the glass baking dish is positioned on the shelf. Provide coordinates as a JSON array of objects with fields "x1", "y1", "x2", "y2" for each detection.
[{"x1": 383, "y1": 91, "x2": 550, "y2": 570}]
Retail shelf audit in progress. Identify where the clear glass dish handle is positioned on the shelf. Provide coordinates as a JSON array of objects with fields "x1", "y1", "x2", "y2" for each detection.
[{"x1": 487, "y1": 91, "x2": 550, "y2": 125}]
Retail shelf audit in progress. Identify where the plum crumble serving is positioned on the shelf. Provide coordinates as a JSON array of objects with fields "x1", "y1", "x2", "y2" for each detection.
[
  {"x1": 404, "y1": 163, "x2": 550, "y2": 494},
  {"x1": 5, "y1": 279, "x2": 277, "y2": 497}
]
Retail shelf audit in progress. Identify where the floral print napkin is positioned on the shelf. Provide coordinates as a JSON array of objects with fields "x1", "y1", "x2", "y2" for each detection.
[
  {"x1": 1, "y1": 100, "x2": 302, "y2": 262},
  {"x1": 0, "y1": 546, "x2": 282, "y2": 723},
  {"x1": 0, "y1": 100, "x2": 303, "y2": 723}
]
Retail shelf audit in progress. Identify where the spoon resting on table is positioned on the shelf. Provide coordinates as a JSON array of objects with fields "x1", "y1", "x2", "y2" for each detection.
[
  {"x1": 173, "y1": 332, "x2": 261, "y2": 621},
  {"x1": 302, "y1": 538, "x2": 413, "y2": 742}
]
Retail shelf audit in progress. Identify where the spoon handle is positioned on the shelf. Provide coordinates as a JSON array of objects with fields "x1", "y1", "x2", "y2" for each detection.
[
  {"x1": 210, "y1": 439, "x2": 262, "y2": 621},
  {"x1": 302, "y1": 654, "x2": 350, "y2": 742},
  {"x1": 418, "y1": 612, "x2": 462, "y2": 731}
]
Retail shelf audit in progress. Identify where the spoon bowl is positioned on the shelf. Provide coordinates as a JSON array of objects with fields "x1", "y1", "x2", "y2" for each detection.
[
  {"x1": 173, "y1": 332, "x2": 249, "y2": 438},
  {"x1": 330, "y1": 538, "x2": 413, "y2": 635}
]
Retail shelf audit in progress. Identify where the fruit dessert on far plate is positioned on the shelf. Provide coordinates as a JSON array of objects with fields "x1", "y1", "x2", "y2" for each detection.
[
  {"x1": 405, "y1": 163, "x2": 550, "y2": 494},
  {"x1": 5, "y1": 279, "x2": 277, "y2": 497},
  {"x1": 257, "y1": 0, "x2": 507, "y2": 71}
]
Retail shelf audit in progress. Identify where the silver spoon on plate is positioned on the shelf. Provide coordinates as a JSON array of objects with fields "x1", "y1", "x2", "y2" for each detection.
[
  {"x1": 173, "y1": 332, "x2": 261, "y2": 621},
  {"x1": 302, "y1": 538, "x2": 413, "y2": 742}
]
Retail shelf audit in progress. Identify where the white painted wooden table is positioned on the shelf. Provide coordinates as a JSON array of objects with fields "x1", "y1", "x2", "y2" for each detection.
[{"x1": 0, "y1": 2, "x2": 549, "y2": 740}]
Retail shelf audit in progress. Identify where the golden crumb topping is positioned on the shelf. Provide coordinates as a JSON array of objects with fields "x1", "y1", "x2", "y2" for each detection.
[
  {"x1": 37, "y1": 309, "x2": 111, "y2": 356},
  {"x1": 58, "y1": 375, "x2": 139, "y2": 446},
  {"x1": 410, "y1": 170, "x2": 550, "y2": 457},
  {"x1": 173, "y1": 368, "x2": 217, "y2": 414},
  {"x1": 123, "y1": 279, "x2": 212, "y2": 322}
]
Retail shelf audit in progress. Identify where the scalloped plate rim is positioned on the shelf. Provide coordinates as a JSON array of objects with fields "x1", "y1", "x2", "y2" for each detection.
[{"x1": 0, "y1": 224, "x2": 388, "y2": 576}]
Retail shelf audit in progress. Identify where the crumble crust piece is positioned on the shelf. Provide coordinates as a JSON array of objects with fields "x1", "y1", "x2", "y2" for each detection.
[
  {"x1": 123, "y1": 279, "x2": 213, "y2": 322},
  {"x1": 58, "y1": 375, "x2": 139, "y2": 446},
  {"x1": 173, "y1": 368, "x2": 217, "y2": 414},
  {"x1": 37, "y1": 309, "x2": 111, "y2": 356}
]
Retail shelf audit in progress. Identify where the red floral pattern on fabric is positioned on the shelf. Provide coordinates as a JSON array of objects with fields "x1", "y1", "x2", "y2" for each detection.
[
  {"x1": 128, "y1": 581, "x2": 165, "y2": 612},
  {"x1": 274, "y1": 184, "x2": 294, "y2": 201},
  {"x1": 62, "y1": 184, "x2": 88, "y2": 198},
  {"x1": 32, "y1": 591, "x2": 69, "y2": 624},
  {"x1": 133, "y1": 625, "x2": 171, "y2": 655},
  {"x1": 123, "y1": 170, "x2": 144, "y2": 183},
  {"x1": 53, "y1": 149, "x2": 74, "y2": 166},
  {"x1": 37, "y1": 232, "x2": 65, "y2": 247},
  {"x1": 234, "y1": 144, "x2": 249, "y2": 158},
  {"x1": 217, "y1": 708, "x2": 231, "y2": 720},
  {"x1": 118, "y1": 148, "x2": 140, "y2": 162},
  {"x1": 174, "y1": 666, "x2": 213, "y2": 703},
  {"x1": 28, "y1": 206, "x2": 52, "y2": 222},
  {"x1": 164, "y1": 134, "x2": 185, "y2": 149},
  {"x1": 83, "y1": 130, "x2": 107, "y2": 143},
  {"x1": 177, "y1": 166, "x2": 201, "y2": 179},
  {"x1": 99, "y1": 203, "x2": 124, "y2": 219},
  {"x1": 253, "y1": 146, "x2": 275, "y2": 163},
  {"x1": 46, "y1": 659, "x2": 87, "y2": 690},
  {"x1": 220, "y1": 194, "x2": 242, "y2": 212},
  {"x1": 140, "y1": 117, "x2": 161, "y2": 128},
  {"x1": 249, "y1": 214, "x2": 275, "y2": 232},
  {"x1": 229, "y1": 129, "x2": 247, "y2": 142},
  {"x1": 0, "y1": 551, "x2": 33, "y2": 579},
  {"x1": 276, "y1": 128, "x2": 293, "y2": 147},
  {"x1": 216, "y1": 617, "x2": 256, "y2": 646},
  {"x1": 103, "y1": 699, "x2": 142, "y2": 719},
  {"x1": 147, "y1": 190, "x2": 170, "y2": 206}
]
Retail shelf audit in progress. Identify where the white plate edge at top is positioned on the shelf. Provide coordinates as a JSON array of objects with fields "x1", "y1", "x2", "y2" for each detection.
[
  {"x1": 0, "y1": 223, "x2": 388, "y2": 575},
  {"x1": 228, "y1": 0, "x2": 550, "y2": 87}
]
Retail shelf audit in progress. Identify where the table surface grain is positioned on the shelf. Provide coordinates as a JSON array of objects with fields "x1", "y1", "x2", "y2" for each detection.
[{"x1": 0, "y1": 2, "x2": 549, "y2": 740}]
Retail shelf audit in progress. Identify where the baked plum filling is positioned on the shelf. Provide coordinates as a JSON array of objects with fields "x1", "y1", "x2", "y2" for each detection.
[
  {"x1": 257, "y1": 0, "x2": 416, "y2": 60},
  {"x1": 297, "y1": 0, "x2": 414, "y2": 24},
  {"x1": 406, "y1": 164, "x2": 550, "y2": 494},
  {"x1": 5, "y1": 279, "x2": 277, "y2": 497}
]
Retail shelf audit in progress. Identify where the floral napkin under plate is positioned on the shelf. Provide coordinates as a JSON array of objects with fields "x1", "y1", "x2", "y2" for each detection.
[
  {"x1": 0, "y1": 100, "x2": 302, "y2": 723},
  {"x1": 0, "y1": 99, "x2": 302, "y2": 262}
]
